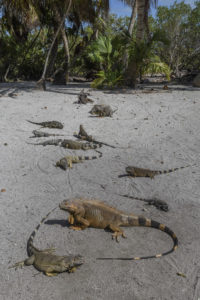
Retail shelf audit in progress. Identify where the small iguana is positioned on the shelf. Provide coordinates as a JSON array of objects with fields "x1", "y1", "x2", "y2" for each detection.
[
  {"x1": 124, "y1": 165, "x2": 192, "y2": 179},
  {"x1": 89, "y1": 105, "x2": 117, "y2": 117},
  {"x1": 28, "y1": 139, "x2": 101, "y2": 150},
  {"x1": 56, "y1": 151, "x2": 102, "y2": 170},
  {"x1": 76, "y1": 89, "x2": 94, "y2": 104},
  {"x1": 118, "y1": 194, "x2": 169, "y2": 212},
  {"x1": 30, "y1": 130, "x2": 64, "y2": 138},
  {"x1": 59, "y1": 198, "x2": 178, "y2": 260},
  {"x1": 9, "y1": 207, "x2": 84, "y2": 276},
  {"x1": 27, "y1": 120, "x2": 64, "y2": 129},
  {"x1": 74, "y1": 124, "x2": 116, "y2": 148}
]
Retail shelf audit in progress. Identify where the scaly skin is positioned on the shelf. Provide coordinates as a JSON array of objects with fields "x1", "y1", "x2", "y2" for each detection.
[
  {"x1": 125, "y1": 165, "x2": 193, "y2": 179},
  {"x1": 9, "y1": 207, "x2": 84, "y2": 276},
  {"x1": 74, "y1": 125, "x2": 116, "y2": 148},
  {"x1": 89, "y1": 105, "x2": 116, "y2": 117},
  {"x1": 118, "y1": 194, "x2": 169, "y2": 212},
  {"x1": 30, "y1": 130, "x2": 64, "y2": 138},
  {"x1": 56, "y1": 151, "x2": 102, "y2": 170},
  {"x1": 27, "y1": 120, "x2": 63, "y2": 129},
  {"x1": 28, "y1": 138, "x2": 101, "y2": 150},
  {"x1": 77, "y1": 89, "x2": 94, "y2": 104},
  {"x1": 59, "y1": 198, "x2": 178, "y2": 260}
]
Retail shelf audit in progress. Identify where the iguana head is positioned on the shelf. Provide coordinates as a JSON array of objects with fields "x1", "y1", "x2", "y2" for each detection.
[
  {"x1": 59, "y1": 200, "x2": 78, "y2": 213},
  {"x1": 66, "y1": 255, "x2": 85, "y2": 269}
]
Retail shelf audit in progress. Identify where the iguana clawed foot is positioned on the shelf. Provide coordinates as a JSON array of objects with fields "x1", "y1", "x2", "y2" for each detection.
[
  {"x1": 69, "y1": 225, "x2": 83, "y2": 231},
  {"x1": 9, "y1": 261, "x2": 25, "y2": 270},
  {"x1": 45, "y1": 272, "x2": 58, "y2": 277},
  {"x1": 112, "y1": 231, "x2": 126, "y2": 242}
]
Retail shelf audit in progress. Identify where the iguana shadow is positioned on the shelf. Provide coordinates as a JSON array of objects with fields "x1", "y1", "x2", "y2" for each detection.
[{"x1": 45, "y1": 219, "x2": 70, "y2": 227}]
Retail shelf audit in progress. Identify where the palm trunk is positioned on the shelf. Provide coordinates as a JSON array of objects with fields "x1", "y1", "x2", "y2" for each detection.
[
  {"x1": 136, "y1": 0, "x2": 146, "y2": 41},
  {"x1": 37, "y1": 0, "x2": 72, "y2": 90},
  {"x1": 61, "y1": 25, "x2": 70, "y2": 83},
  {"x1": 123, "y1": 0, "x2": 137, "y2": 71}
]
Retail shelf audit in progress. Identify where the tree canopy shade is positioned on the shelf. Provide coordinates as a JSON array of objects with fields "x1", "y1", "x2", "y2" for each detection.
[{"x1": 0, "y1": 0, "x2": 199, "y2": 87}]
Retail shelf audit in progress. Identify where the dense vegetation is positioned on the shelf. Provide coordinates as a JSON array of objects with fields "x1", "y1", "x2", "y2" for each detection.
[{"x1": 0, "y1": 0, "x2": 199, "y2": 88}]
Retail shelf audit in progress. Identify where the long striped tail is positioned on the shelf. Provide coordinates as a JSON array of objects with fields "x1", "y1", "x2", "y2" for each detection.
[
  {"x1": 97, "y1": 216, "x2": 178, "y2": 261},
  {"x1": 27, "y1": 206, "x2": 57, "y2": 256}
]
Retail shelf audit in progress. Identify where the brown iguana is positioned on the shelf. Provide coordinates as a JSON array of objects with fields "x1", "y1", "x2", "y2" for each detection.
[
  {"x1": 74, "y1": 124, "x2": 116, "y2": 148},
  {"x1": 59, "y1": 198, "x2": 178, "y2": 260},
  {"x1": 76, "y1": 89, "x2": 94, "y2": 104},
  {"x1": 124, "y1": 165, "x2": 192, "y2": 179},
  {"x1": 56, "y1": 151, "x2": 102, "y2": 170},
  {"x1": 9, "y1": 207, "x2": 84, "y2": 276},
  {"x1": 89, "y1": 105, "x2": 117, "y2": 117},
  {"x1": 30, "y1": 130, "x2": 64, "y2": 138},
  {"x1": 28, "y1": 139, "x2": 101, "y2": 150},
  {"x1": 118, "y1": 194, "x2": 169, "y2": 212},
  {"x1": 27, "y1": 120, "x2": 64, "y2": 129}
]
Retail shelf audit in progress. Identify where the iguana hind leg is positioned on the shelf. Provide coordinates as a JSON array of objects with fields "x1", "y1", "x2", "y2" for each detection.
[{"x1": 109, "y1": 224, "x2": 126, "y2": 242}]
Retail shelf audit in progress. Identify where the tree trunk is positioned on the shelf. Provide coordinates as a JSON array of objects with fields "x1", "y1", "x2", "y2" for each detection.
[
  {"x1": 37, "y1": 0, "x2": 72, "y2": 90},
  {"x1": 46, "y1": 35, "x2": 58, "y2": 78},
  {"x1": 123, "y1": 0, "x2": 137, "y2": 71},
  {"x1": 61, "y1": 27, "x2": 70, "y2": 83},
  {"x1": 136, "y1": 0, "x2": 146, "y2": 41}
]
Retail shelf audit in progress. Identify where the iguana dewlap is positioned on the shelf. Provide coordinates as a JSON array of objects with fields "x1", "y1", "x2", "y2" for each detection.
[{"x1": 59, "y1": 198, "x2": 178, "y2": 260}]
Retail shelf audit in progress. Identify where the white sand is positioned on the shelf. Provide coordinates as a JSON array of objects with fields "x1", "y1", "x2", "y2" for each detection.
[{"x1": 0, "y1": 81, "x2": 200, "y2": 300}]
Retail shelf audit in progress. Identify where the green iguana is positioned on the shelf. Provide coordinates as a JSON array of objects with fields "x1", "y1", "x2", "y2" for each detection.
[
  {"x1": 56, "y1": 151, "x2": 102, "y2": 170},
  {"x1": 28, "y1": 139, "x2": 101, "y2": 150},
  {"x1": 27, "y1": 120, "x2": 63, "y2": 129},
  {"x1": 89, "y1": 105, "x2": 117, "y2": 117},
  {"x1": 74, "y1": 125, "x2": 116, "y2": 148},
  {"x1": 9, "y1": 207, "x2": 84, "y2": 276},
  {"x1": 59, "y1": 198, "x2": 178, "y2": 260},
  {"x1": 118, "y1": 194, "x2": 169, "y2": 212},
  {"x1": 75, "y1": 89, "x2": 94, "y2": 104},
  {"x1": 124, "y1": 165, "x2": 193, "y2": 179},
  {"x1": 30, "y1": 130, "x2": 64, "y2": 138}
]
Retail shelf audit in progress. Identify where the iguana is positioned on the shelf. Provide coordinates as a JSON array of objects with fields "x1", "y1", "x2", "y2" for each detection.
[
  {"x1": 74, "y1": 124, "x2": 116, "y2": 148},
  {"x1": 56, "y1": 151, "x2": 102, "y2": 170},
  {"x1": 124, "y1": 165, "x2": 192, "y2": 179},
  {"x1": 30, "y1": 130, "x2": 64, "y2": 138},
  {"x1": 118, "y1": 194, "x2": 168, "y2": 212},
  {"x1": 89, "y1": 105, "x2": 117, "y2": 117},
  {"x1": 27, "y1": 120, "x2": 64, "y2": 129},
  {"x1": 28, "y1": 139, "x2": 101, "y2": 150},
  {"x1": 27, "y1": 139, "x2": 63, "y2": 146},
  {"x1": 9, "y1": 207, "x2": 84, "y2": 276},
  {"x1": 59, "y1": 198, "x2": 178, "y2": 260},
  {"x1": 76, "y1": 89, "x2": 94, "y2": 104},
  {"x1": 60, "y1": 139, "x2": 101, "y2": 150}
]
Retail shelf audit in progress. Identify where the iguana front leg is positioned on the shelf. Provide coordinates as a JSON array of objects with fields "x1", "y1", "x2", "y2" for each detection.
[
  {"x1": 109, "y1": 224, "x2": 126, "y2": 242},
  {"x1": 68, "y1": 214, "x2": 74, "y2": 225}
]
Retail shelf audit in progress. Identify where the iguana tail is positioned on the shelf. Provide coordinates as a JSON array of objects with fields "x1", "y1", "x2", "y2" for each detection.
[
  {"x1": 27, "y1": 206, "x2": 57, "y2": 256},
  {"x1": 155, "y1": 164, "x2": 192, "y2": 175},
  {"x1": 97, "y1": 216, "x2": 178, "y2": 261},
  {"x1": 78, "y1": 150, "x2": 103, "y2": 161}
]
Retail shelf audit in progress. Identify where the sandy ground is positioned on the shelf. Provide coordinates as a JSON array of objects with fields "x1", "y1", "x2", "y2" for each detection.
[{"x1": 0, "y1": 81, "x2": 200, "y2": 300}]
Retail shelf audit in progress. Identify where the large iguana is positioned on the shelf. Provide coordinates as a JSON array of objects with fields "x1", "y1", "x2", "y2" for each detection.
[
  {"x1": 9, "y1": 207, "x2": 84, "y2": 276},
  {"x1": 28, "y1": 138, "x2": 101, "y2": 150},
  {"x1": 124, "y1": 165, "x2": 193, "y2": 179},
  {"x1": 74, "y1": 124, "x2": 116, "y2": 148},
  {"x1": 59, "y1": 198, "x2": 178, "y2": 260},
  {"x1": 27, "y1": 120, "x2": 63, "y2": 129},
  {"x1": 56, "y1": 151, "x2": 102, "y2": 169}
]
